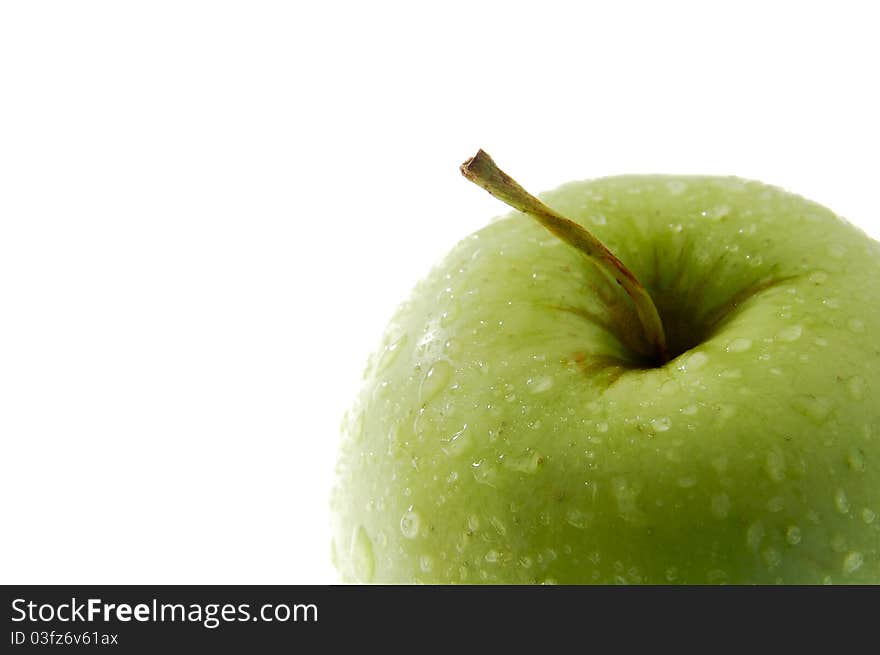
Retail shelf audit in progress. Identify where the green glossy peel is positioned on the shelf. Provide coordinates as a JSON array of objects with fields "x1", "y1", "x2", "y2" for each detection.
[{"x1": 332, "y1": 155, "x2": 880, "y2": 584}]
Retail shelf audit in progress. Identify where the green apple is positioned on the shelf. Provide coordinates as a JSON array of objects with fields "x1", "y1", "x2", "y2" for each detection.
[{"x1": 331, "y1": 151, "x2": 880, "y2": 584}]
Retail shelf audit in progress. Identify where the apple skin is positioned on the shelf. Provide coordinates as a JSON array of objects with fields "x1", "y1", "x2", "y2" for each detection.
[{"x1": 331, "y1": 175, "x2": 880, "y2": 584}]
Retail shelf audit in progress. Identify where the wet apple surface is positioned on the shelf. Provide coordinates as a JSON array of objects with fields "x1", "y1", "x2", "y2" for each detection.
[{"x1": 332, "y1": 157, "x2": 880, "y2": 583}]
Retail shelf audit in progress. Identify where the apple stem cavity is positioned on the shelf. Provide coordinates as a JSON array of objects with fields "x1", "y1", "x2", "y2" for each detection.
[{"x1": 460, "y1": 149, "x2": 669, "y2": 365}]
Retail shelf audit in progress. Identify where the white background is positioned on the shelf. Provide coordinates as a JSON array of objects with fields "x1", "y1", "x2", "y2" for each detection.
[{"x1": 1, "y1": 1, "x2": 878, "y2": 583}]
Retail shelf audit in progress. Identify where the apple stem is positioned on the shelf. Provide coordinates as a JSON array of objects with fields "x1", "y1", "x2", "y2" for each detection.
[{"x1": 460, "y1": 149, "x2": 669, "y2": 365}]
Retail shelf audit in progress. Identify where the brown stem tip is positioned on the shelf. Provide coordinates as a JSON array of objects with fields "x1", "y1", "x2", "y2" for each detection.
[{"x1": 460, "y1": 149, "x2": 669, "y2": 364}]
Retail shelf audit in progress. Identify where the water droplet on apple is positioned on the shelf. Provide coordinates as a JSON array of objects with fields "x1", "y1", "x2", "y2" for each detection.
[
  {"x1": 707, "y1": 569, "x2": 728, "y2": 584},
  {"x1": 626, "y1": 566, "x2": 643, "y2": 584},
  {"x1": 597, "y1": 422, "x2": 609, "y2": 433},
  {"x1": 846, "y1": 376, "x2": 866, "y2": 400},
  {"x1": 831, "y1": 533, "x2": 848, "y2": 552},
  {"x1": 715, "y1": 403, "x2": 736, "y2": 424},
  {"x1": 590, "y1": 213, "x2": 607, "y2": 225},
  {"x1": 566, "y1": 508, "x2": 592, "y2": 529},
  {"x1": 376, "y1": 334, "x2": 409, "y2": 373},
  {"x1": 828, "y1": 243, "x2": 847, "y2": 258},
  {"x1": 862, "y1": 508, "x2": 876, "y2": 524},
  {"x1": 678, "y1": 351, "x2": 708, "y2": 372},
  {"x1": 375, "y1": 380, "x2": 393, "y2": 400},
  {"x1": 791, "y1": 394, "x2": 832, "y2": 424},
  {"x1": 822, "y1": 297, "x2": 840, "y2": 309},
  {"x1": 439, "y1": 302, "x2": 459, "y2": 328},
  {"x1": 677, "y1": 475, "x2": 697, "y2": 488},
  {"x1": 711, "y1": 493, "x2": 731, "y2": 519},
  {"x1": 707, "y1": 205, "x2": 731, "y2": 220},
  {"x1": 786, "y1": 526, "x2": 802, "y2": 545},
  {"x1": 762, "y1": 547, "x2": 782, "y2": 568},
  {"x1": 650, "y1": 417, "x2": 671, "y2": 432},
  {"x1": 843, "y1": 551, "x2": 864, "y2": 575},
  {"x1": 489, "y1": 516, "x2": 507, "y2": 536},
  {"x1": 712, "y1": 455, "x2": 728, "y2": 473},
  {"x1": 775, "y1": 324, "x2": 803, "y2": 342},
  {"x1": 386, "y1": 422, "x2": 404, "y2": 455},
  {"x1": 351, "y1": 526, "x2": 375, "y2": 583},
  {"x1": 665, "y1": 567, "x2": 679, "y2": 582},
  {"x1": 767, "y1": 496, "x2": 785, "y2": 512},
  {"x1": 420, "y1": 360, "x2": 452, "y2": 404},
  {"x1": 765, "y1": 448, "x2": 786, "y2": 482},
  {"x1": 400, "y1": 509, "x2": 421, "y2": 539},
  {"x1": 746, "y1": 521, "x2": 764, "y2": 553},
  {"x1": 726, "y1": 338, "x2": 753, "y2": 353},
  {"x1": 441, "y1": 424, "x2": 471, "y2": 457},
  {"x1": 526, "y1": 375, "x2": 554, "y2": 394},
  {"x1": 847, "y1": 448, "x2": 866, "y2": 472},
  {"x1": 666, "y1": 180, "x2": 688, "y2": 195},
  {"x1": 442, "y1": 338, "x2": 461, "y2": 357},
  {"x1": 419, "y1": 554, "x2": 433, "y2": 573},
  {"x1": 681, "y1": 404, "x2": 699, "y2": 416},
  {"x1": 834, "y1": 489, "x2": 850, "y2": 514},
  {"x1": 484, "y1": 549, "x2": 500, "y2": 563},
  {"x1": 503, "y1": 449, "x2": 543, "y2": 473},
  {"x1": 848, "y1": 318, "x2": 865, "y2": 333},
  {"x1": 612, "y1": 477, "x2": 645, "y2": 525},
  {"x1": 471, "y1": 460, "x2": 499, "y2": 488},
  {"x1": 808, "y1": 270, "x2": 829, "y2": 284}
]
